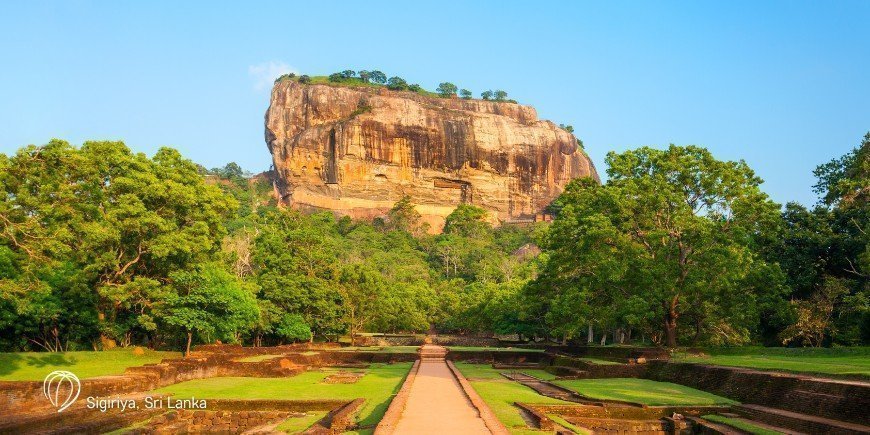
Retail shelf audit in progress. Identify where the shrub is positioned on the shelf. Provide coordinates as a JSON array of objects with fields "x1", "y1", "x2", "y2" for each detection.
[
  {"x1": 387, "y1": 76, "x2": 408, "y2": 90},
  {"x1": 436, "y1": 82, "x2": 458, "y2": 98},
  {"x1": 298, "y1": 75, "x2": 311, "y2": 84}
]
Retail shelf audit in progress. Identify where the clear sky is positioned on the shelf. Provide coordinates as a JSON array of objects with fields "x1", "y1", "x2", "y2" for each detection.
[{"x1": 1, "y1": 1, "x2": 868, "y2": 205}]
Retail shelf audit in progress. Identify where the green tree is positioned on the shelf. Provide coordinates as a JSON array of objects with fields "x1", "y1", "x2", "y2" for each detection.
[
  {"x1": 340, "y1": 70, "x2": 356, "y2": 79},
  {"x1": 436, "y1": 82, "x2": 458, "y2": 97},
  {"x1": 165, "y1": 263, "x2": 259, "y2": 356},
  {"x1": 480, "y1": 90, "x2": 493, "y2": 100},
  {"x1": 460, "y1": 89, "x2": 472, "y2": 99},
  {"x1": 386, "y1": 77, "x2": 408, "y2": 90},
  {"x1": 358, "y1": 70, "x2": 371, "y2": 83},
  {"x1": 274, "y1": 313, "x2": 312, "y2": 343},
  {"x1": 370, "y1": 70, "x2": 387, "y2": 84},
  {"x1": 386, "y1": 196, "x2": 425, "y2": 234},
  {"x1": 544, "y1": 146, "x2": 782, "y2": 347},
  {"x1": 493, "y1": 90, "x2": 508, "y2": 101},
  {"x1": 298, "y1": 75, "x2": 311, "y2": 84}
]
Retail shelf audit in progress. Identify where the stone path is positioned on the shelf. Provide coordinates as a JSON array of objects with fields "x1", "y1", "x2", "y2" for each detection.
[{"x1": 392, "y1": 345, "x2": 491, "y2": 435}]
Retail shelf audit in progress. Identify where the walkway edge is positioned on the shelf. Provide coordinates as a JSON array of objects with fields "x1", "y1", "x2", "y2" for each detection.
[
  {"x1": 446, "y1": 360, "x2": 511, "y2": 435},
  {"x1": 374, "y1": 360, "x2": 421, "y2": 435}
]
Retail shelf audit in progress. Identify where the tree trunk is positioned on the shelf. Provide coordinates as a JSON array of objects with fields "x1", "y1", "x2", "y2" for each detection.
[
  {"x1": 185, "y1": 331, "x2": 193, "y2": 357},
  {"x1": 663, "y1": 316, "x2": 678, "y2": 347},
  {"x1": 663, "y1": 297, "x2": 679, "y2": 347},
  {"x1": 587, "y1": 324, "x2": 594, "y2": 344},
  {"x1": 600, "y1": 330, "x2": 607, "y2": 346}
]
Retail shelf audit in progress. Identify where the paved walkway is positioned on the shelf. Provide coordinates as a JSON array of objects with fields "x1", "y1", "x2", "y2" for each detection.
[{"x1": 392, "y1": 346, "x2": 491, "y2": 435}]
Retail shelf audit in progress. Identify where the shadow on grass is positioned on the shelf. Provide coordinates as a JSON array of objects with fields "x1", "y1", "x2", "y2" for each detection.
[
  {"x1": 0, "y1": 353, "x2": 78, "y2": 379},
  {"x1": 0, "y1": 353, "x2": 22, "y2": 377}
]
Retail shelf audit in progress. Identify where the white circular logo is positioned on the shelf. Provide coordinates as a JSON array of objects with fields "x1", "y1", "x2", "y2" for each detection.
[{"x1": 43, "y1": 370, "x2": 81, "y2": 413}]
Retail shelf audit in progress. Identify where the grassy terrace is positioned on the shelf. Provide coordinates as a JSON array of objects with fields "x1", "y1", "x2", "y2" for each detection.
[
  {"x1": 0, "y1": 349, "x2": 180, "y2": 381},
  {"x1": 455, "y1": 363, "x2": 574, "y2": 435},
  {"x1": 672, "y1": 346, "x2": 870, "y2": 378},
  {"x1": 702, "y1": 414, "x2": 781, "y2": 435},
  {"x1": 154, "y1": 363, "x2": 412, "y2": 429},
  {"x1": 553, "y1": 378, "x2": 737, "y2": 406}
]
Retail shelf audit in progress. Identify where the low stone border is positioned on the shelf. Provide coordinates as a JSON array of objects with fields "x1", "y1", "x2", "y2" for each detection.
[
  {"x1": 446, "y1": 360, "x2": 510, "y2": 435},
  {"x1": 514, "y1": 402, "x2": 555, "y2": 430},
  {"x1": 373, "y1": 360, "x2": 420, "y2": 435}
]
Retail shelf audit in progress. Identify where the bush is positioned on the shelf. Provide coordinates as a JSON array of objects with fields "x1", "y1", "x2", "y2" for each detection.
[
  {"x1": 387, "y1": 76, "x2": 408, "y2": 91},
  {"x1": 275, "y1": 314, "x2": 312, "y2": 343},
  {"x1": 298, "y1": 75, "x2": 311, "y2": 84}
]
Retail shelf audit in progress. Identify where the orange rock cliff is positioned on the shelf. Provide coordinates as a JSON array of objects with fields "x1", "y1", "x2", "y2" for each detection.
[{"x1": 264, "y1": 79, "x2": 598, "y2": 232}]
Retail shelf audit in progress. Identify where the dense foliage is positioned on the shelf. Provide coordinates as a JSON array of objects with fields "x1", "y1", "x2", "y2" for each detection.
[{"x1": 0, "y1": 134, "x2": 866, "y2": 352}]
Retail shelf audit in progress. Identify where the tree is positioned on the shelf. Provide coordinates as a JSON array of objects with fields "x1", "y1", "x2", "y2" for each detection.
[
  {"x1": 358, "y1": 70, "x2": 370, "y2": 83},
  {"x1": 386, "y1": 196, "x2": 425, "y2": 234},
  {"x1": 480, "y1": 90, "x2": 494, "y2": 100},
  {"x1": 559, "y1": 124, "x2": 575, "y2": 133},
  {"x1": 164, "y1": 263, "x2": 259, "y2": 356},
  {"x1": 386, "y1": 77, "x2": 408, "y2": 90},
  {"x1": 340, "y1": 70, "x2": 356, "y2": 79},
  {"x1": 443, "y1": 205, "x2": 491, "y2": 239},
  {"x1": 543, "y1": 145, "x2": 782, "y2": 347},
  {"x1": 436, "y1": 82, "x2": 458, "y2": 98},
  {"x1": 460, "y1": 89, "x2": 472, "y2": 99},
  {"x1": 781, "y1": 277, "x2": 849, "y2": 347},
  {"x1": 274, "y1": 313, "x2": 312, "y2": 343},
  {"x1": 339, "y1": 265, "x2": 386, "y2": 345},
  {"x1": 369, "y1": 70, "x2": 387, "y2": 84},
  {"x1": 408, "y1": 84, "x2": 422, "y2": 92},
  {"x1": 0, "y1": 140, "x2": 236, "y2": 351},
  {"x1": 298, "y1": 75, "x2": 311, "y2": 84},
  {"x1": 493, "y1": 90, "x2": 508, "y2": 101},
  {"x1": 328, "y1": 73, "x2": 343, "y2": 82}
]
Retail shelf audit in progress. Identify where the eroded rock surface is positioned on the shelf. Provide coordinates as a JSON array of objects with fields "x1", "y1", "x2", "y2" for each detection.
[{"x1": 265, "y1": 80, "x2": 598, "y2": 231}]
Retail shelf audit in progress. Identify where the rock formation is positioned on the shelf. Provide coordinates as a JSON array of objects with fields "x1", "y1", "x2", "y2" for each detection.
[{"x1": 265, "y1": 79, "x2": 598, "y2": 232}]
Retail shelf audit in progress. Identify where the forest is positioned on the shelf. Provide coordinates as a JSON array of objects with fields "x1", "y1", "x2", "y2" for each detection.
[{"x1": 0, "y1": 135, "x2": 866, "y2": 353}]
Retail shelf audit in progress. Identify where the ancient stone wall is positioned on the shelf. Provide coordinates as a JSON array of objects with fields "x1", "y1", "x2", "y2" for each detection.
[{"x1": 643, "y1": 361, "x2": 870, "y2": 426}]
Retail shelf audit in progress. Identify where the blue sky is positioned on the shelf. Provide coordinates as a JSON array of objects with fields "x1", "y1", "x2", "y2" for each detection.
[{"x1": 1, "y1": 1, "x2": 868, "y2": 205}]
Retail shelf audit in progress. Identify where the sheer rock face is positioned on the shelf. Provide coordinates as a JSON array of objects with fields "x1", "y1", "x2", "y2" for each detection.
[{"x1": 265, "y1": 80, "x2": 598, "y2": 232}]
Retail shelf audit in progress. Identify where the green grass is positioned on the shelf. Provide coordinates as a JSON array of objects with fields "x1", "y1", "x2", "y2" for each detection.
[
  {"x1": 275, "y1": 411, "x2": 327, "y2": 434},
  {"x1": 234, "y1": 354, "x2": 283, "y2": 362},
  {"x1": 456, "y1": 363, "x2": 574, "y2": 435},
  {"x1": 702, "y1": 414, "x2": 781, "y2": 435},
  {"x1": 553, "y1": 378, "x2": 737, "y2": 406},
  {"x1": 0, "y1": 349, "x2": 180, "y2": 381},
  {"x1": 547, "y1": 414, "x2": 591, "y2": 435},
  {"x1": 448, "y1": 346, "x2": 546, "y2": 353},
  {"x1": 672, "y1": 346, "x2": 870, "y2": 378},
  {"x1": 337, "y1": 346, "x2": 419, "y2": 353},
  {"x1": 154, "y1": 363, "x2": 411, "y2": 427},
  {"x1": 454, "y1": 362, "x2": 555, "y2": 381}
]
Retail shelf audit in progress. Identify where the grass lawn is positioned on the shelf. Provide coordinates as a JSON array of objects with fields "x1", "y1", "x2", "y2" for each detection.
[
  {"x1": 702, "y1": 414, "x2": 781, "y2": 435},
  {"x1": 455, "y1": 363, "x2": 574, "y2": 435},
  {"x1": 154, "y1": 363, "x2": 412, "y2": 427},
  {"x1": 553, "y1": 378, "x2": 737, "y2": 406},
  {"x1": 336, "y1": 346, "x2": 419, "y2": 353},
  {"x1": 672, "y1": 346, "x2": 870, "y2": 378},
  {"x1": 448, "y1": 346, "x2": 546, "y2": 353},
  {"x1": 456, "y1": 362, "x2": 557, "y2": 382},
  {"x1": 0, "y1": 348, "x2": 180, "y2": 381},
  {"x1": 275, "y1": 411, "x2": 327, "y2": 434}
]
